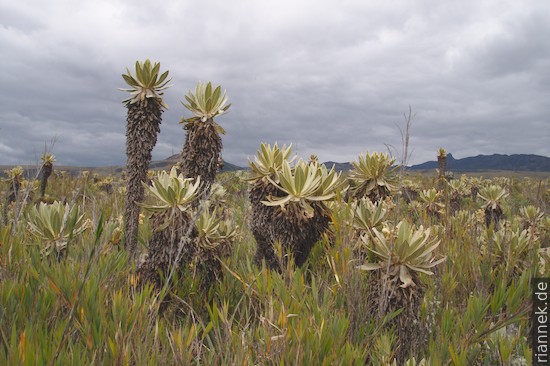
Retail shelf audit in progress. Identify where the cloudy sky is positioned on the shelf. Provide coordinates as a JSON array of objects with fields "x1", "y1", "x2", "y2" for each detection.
[{"x1": 1, "y1": 0, "x2": 549, "y2": 167}]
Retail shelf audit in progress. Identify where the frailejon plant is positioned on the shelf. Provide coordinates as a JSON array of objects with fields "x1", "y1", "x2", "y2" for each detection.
[
  {"x1": 95, "y1": 175, "x2": 115, "y2": 194},
  {"x1": 349, "y1": 152, "x2": 398, "y2": 202},
  {"x1": 262, "y1": 160, "x2": 341, "y2": 217},
  {"x1": 436, "y1": 147, "x2": 447, "y2": 189},
  {"x1": 193, "y1": 206, "x2": 237, "y2": 286},
  {"x1": 26, "y1": 201, "x2": 87, "y2": 259},
  {"x1": 119, "y1": 59, "x2": 172, "y2": 254},
  {"x1": 519, "y1": 205, "x2": 544, "y2": 233},
  {"x1": 137, "y1": 167, "x2": 236, "y2": 289},
  {"x1": 246, "y1": 143, "x2": 294, "y2": 268},
  {"x1": 247, "y1": 142, "x2": 295, "y2": 182},
  {"x1": 447, "y1": 179, "x2": 467, "y2": 215},
  {"x1": 246, "y1": 144, "x2": 345, "y2": 270},
  {"x1": 105, "y1": 216, "x2": 123, "y2": 247},
  {"x1": 39, "y1": 153, "x2": 55, "y2": 199},
  {"x1": 0, "y1": 168, "x2": 540, "y2": 364},
  {"x1": 349, "y1": 198, "x2": 389, "y2": 264},
  {"x1": 401, "y1": 179, "x2": 420, "y2": 203},
  {"x1": 478, "y1": 185, "x2": 508, "y2": 228},
  {"x1": 351, "y1": 198, "x2": 388, "y2": 236},
  {"x1": 357, "y1": 220, "x2": 446, "y2": 364},
  {"x1": 419, "y1": 188, "x2": 445, "y2": 219},
  {"x1": 137, "y1": 167, "x2": 200, "y2": 286},
  {"x1": 202, "y1": 182, "x2": 227, "y2": 210},
  {"x1": 264, "y1": 159, "x2": 345, "y2": 267},
  {"x1": 5, "y1": 166, "x2": 24, "y2": 204},
  {"x1": 2, "y1": 166, "x2": 25, "y2": 226},
  {"x1": 465, "y1": 176, "x2": 483, "y2": 200},
  {"x1": 492, "y1": 228, "x2": 536, "y2": 279},
  {"x1": 180, "y1": 82, "x2": 231, "y2": 199}
]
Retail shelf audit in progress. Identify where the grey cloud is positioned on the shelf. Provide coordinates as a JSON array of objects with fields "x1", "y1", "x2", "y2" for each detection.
[{"x1": 0, "y1": 0, "x2": 549, "y2": 169}]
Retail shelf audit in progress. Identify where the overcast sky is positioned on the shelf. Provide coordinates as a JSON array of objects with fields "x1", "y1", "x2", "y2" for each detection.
[{"x1": 1, "y1": 0, "x2": 549, "y2": 167}]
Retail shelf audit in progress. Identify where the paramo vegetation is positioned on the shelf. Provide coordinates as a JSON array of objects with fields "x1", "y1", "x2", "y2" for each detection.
[{"x1": 0, "y1": 59, "x2": 549, "y2": 365}]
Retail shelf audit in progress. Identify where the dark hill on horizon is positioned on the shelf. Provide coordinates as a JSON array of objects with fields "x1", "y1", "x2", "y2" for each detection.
[
  {"x1": 1, "y1": 153, "x2": 549, "y2": 177},
  {"x1": 148, "y1": 154, "x2": 243, "y2": 173},
  {"x1": 325, "y1": 154, "x2": 550, "y2": 172},
  {"x1": 408, "y1": 153, "x2": 550, "y2": 172}
]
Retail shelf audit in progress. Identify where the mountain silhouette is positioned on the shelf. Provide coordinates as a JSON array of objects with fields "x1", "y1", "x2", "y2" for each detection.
[{"x1": 408, "y1": 153, "x2": 550, "y2": 172}]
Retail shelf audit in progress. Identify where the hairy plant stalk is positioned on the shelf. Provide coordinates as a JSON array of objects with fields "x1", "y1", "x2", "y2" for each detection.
[
  {"x1": 39, "y1": 164, "x2": 52, "y2": 198},
  {"x1": 120, "y1": 59, "x2": 171, "y2": 256},
  {"x1": 180, "y1": 118, "x2": 223, "y2": 200},
  {"x1": 124, "y1": 101, "x2": 163, "y2": 255}
]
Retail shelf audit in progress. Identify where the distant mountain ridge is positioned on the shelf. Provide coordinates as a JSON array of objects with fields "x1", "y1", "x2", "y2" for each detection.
[
  {"x1": 0, "y1": 154, "x2": 245, "y2": 177},
  {"x1": 324, "y1": 161, "x2": 353, "y2": 171},
  {"x1": 161, "y1": 153, "x2": 550, "y2": 172},
  {"x1": 321, "y1": 154, "x2": 550, "y2": 172},
  {"x1": 2, "y1": 153, "x2": 549, "y2": 177},
  {"x1": 408, "y1": 153, "x2": 550, "y2": 172},
  {"x1": 149, "y1": 154, "x2": 243, "y2": 173}
]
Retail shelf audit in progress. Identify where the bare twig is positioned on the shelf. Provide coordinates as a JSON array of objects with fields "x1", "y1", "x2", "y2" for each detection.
[{"x1": 379, "y1": 106, "x2": 415, "y2": 318}]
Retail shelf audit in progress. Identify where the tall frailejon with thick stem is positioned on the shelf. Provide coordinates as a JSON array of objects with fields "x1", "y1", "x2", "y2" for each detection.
[
  {"x1": 39, "y1": 153, "x2": 55, "y2": 199},
  {"x1": 437, "y1": 147, "x2": 447, "y2": 189},
  {"x1": 178, "y1": 82, "x2": 231, "y2": 288},
  {"x1": 119, "y1": 59, "x2": 171, "y2": 255},
  {"x1": 180, "y1": 82, "x2": 231, "y2": 199}
]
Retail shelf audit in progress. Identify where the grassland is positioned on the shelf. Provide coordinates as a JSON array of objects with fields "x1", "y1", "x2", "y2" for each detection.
[{"x1": 0, "y1": 168, "x2": 548, "y2": 365}]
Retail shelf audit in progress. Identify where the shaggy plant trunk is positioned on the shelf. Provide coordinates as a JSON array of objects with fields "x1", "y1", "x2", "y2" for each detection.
[
  {"x1": 427, "y1": 205, "x2": 441, "y2": 220},
  {"x1": 138, "y1": 209, "x2": 196, "y2": 287},
  {"x1": 372, "y1": 187, "x2": 390, "y2": 203},
  {"x1": 40, "y1": 163, "x2": 53, "y2": 198},
  {"x1": 124, "y1": 100, "x2": 163, "y2": 255},
  {"x1": 471, "y1": 186, "x2": 479, "y2": 200},
  {"x1": 180, "y1": 119, "x2": 226, "y2": 289},
  {"x1": 250, "y1": 179, "x2": 282, "y2": 270},
  {"x1": 180, "y1": 119, "x2": 222, "y2": 200},
  {"x1": 3, "y1": 175, "x2": 22, "y2": 223},
  {"x1": 194, "y1": 246, "x2": 232, "y2": 291},
  {"x1": 273, "y1": 203, "x2": 330, "y2": 267},
  {"x1": 367, "y1": 271, "x2": 426, "y2": 365},
  {"x1": 7, "y1": 179, "x2": 21, "y2": 204},
  {"x1": 450, "y1": 195, "x2": 461, "y2": 215},
  {"x1": 250, "y1": 179, "x2": 331, "y2": 271},
  {"x1": 485, "y1": 206, "x2": 503, "y2": 229},
  {"x1": 352, "y1": 183, "x2": 389, "y2": 203},
  {"x1": 437, "y1": 155, "x2": 447, "y2": 189},
  {"x1": 401, "y1": 187, "x2": 417, "y2": 203},
  {"x1": 100, "y1": 183, "x2": 113, "y2": 194}
]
